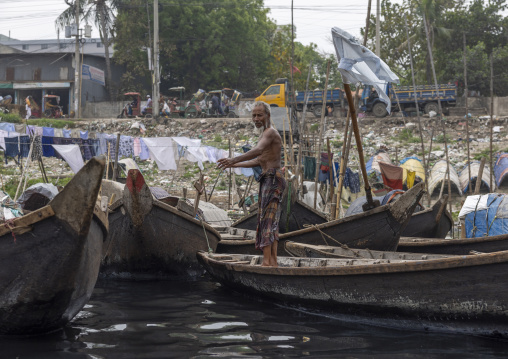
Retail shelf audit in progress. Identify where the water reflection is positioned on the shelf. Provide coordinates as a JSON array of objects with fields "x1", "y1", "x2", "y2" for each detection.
[{"x1": 1, "y1": 278, "x2": 507, "y2": 358}]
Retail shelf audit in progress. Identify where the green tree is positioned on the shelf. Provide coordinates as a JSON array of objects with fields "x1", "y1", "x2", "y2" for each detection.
[
  {"x1": 114, "y1": 0, "x2": 274, "y2": 94},
  {"x1": 265, "y1": 25, "x2": 342, "y2": 91}
]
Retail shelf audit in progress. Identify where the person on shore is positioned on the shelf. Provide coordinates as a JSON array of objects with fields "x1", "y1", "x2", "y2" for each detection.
[
  {"x1": 142, "y1": 95, "x2": 152, "y2": 115},
  {"x1": 217, "y1": 101, "x2": 286, "y2": 267},
  {"x1": 25, "y1": 96, "x2": 31, "y2": 120}
]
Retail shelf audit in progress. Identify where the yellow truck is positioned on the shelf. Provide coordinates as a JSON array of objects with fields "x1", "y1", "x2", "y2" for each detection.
[{"x1": 255, "y1": 78, "x2": 344, "y2": 117}]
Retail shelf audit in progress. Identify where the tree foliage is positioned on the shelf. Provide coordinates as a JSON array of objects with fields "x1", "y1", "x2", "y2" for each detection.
[
  {"x1": 362, "y1": 0, "x2": 508, "y2": 95},
  {"x1": 114, "y1": 0, "x2": 274, "y2": 95},
  {"x1": 113, "y1": 0, "x2": 342, "y2": 96}
]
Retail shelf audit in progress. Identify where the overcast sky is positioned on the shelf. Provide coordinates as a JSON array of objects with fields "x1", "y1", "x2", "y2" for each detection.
[{"x1": 0, "y1": 0, "x2": 374, "y2": 54}]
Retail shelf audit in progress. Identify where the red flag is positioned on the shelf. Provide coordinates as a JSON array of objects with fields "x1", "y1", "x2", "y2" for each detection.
[{"x1": 292, "y1": 65, "x2": 301, "y2": 75}]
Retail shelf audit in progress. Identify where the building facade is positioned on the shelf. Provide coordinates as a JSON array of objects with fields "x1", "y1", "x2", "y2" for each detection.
[{"x1": 0, "y1": 37, "x2": 123, "y2": 117}]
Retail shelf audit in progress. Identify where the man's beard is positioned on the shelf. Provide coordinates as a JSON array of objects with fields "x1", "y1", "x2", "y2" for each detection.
[{"x1": 253, "y1": 124, "x2": 265, "y2": 136}]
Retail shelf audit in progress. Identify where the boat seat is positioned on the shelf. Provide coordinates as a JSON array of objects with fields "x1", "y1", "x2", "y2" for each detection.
[
  {"x1": 469, "y1": 250, "x2": 484, "y2": 255},
  {"x1": 227, "y1": 261, "x2": 250, "y2": 265}
]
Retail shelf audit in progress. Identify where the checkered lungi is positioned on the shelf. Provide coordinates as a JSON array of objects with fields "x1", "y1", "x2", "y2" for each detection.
[{"x1": 255, "y1": 168, "x2": 286, "y2": 250}]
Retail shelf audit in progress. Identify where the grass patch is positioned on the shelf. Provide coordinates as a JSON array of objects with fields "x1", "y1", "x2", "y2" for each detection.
[
  {"x1": 397, "y1": 129, "x2": 420, "y2": 143},
  {"x1": 0, "y1": 113, "x2": 78, "y2": 128},
  {"x1": 473, "y1": 147, "x2": 498, "y2": 161},
  {"x1": 2, "y1": 176, "x2": 72, "y2": 199},
  {"x1": 434, "y1": 134, "x2": 453, "y2": 143}
]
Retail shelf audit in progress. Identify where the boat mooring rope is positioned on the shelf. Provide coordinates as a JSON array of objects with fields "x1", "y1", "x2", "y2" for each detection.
[{"x1": 200, "y1": 219, "x2": 213, "y2": 253}]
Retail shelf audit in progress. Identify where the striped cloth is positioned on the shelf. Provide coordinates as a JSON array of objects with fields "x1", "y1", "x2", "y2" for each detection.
[{"x1": 255, "y1": 168, "x2": 287, "y2": 251}]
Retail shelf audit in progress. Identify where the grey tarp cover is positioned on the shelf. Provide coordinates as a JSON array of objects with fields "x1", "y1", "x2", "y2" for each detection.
[
  {"x1": 428, "y1": 160, "x2": 462, "y2": 196},
  {"x1": 459, "y1": 161, "x2": 493, "y2": 194},
  {"x1": 187, "y1": 199, "x2": 232, "y2": 227},
  {"x1": 16, "y1": 183, "x2": 59, "y2": 210}
]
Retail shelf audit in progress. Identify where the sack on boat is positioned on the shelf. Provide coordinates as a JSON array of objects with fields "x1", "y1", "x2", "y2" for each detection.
[{"x1": 0, "y1": 191, "x2": 23, "y2": 222}]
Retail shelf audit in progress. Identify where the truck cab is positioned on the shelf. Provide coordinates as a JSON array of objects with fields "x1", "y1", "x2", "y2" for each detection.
[{"x1": 255, "y1": 78, "x2": 288, "y2": 108}]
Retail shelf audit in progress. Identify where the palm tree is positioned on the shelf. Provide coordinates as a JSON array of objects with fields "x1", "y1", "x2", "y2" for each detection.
[{"x1": 56, "y1": 0, "x2": 119, "y2": 100}]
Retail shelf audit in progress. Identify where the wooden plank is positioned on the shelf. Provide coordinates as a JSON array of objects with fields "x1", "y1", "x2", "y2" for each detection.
[{"x1": 0, "y1": 205, "x2": 55, "y2": 237}]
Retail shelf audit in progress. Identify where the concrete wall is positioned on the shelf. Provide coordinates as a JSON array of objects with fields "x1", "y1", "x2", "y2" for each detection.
[{"x1": 454, "y1": 96, "x2": 508, "y2": 116}]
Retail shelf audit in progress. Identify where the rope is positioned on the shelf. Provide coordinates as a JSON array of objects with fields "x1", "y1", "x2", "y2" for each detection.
[
  {"x1": 200, "y1": 219, "x2": 213, "y2": 253},
  {"x1": 303, "y1": 223, "x2": 350, "y2": 249},
  {"x1": 3, "y1": 219, "x2": 18, "y2": 242}
]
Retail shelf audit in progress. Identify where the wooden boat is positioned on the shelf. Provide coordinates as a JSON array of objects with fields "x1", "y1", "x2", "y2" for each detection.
[
  {"x1": 347, "y1": 193, "x2": 452, "y2": 238},
  {"x1": 0, "y1": 157, "x2": 106, "y2": 335},
  {"x1": 102, "y1": 169, "x2": 221, "y2": 278},
  {"x1": 398, "y1": 233, "x2": 508, "y2": 255},
  {"x1": 197, "y1": 250, "x2": 508, "y2": 338},
  {"x1": 232, "y1": 199, "x2": 328, "y2": 234},
  {"x1": 284, "y1": 241, "x2": 453, "y2": 260},
  {"x1": 401, "y1": 195, "x2": 453, "y2": 238},
  {"x1": 217, "y1": 182, "x2": 425, "y2": 255}
]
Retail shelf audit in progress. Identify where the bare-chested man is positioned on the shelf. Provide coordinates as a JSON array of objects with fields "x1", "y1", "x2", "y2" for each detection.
[{"x1": 217, "y1": 101, "x2": 286, "y2": 267}]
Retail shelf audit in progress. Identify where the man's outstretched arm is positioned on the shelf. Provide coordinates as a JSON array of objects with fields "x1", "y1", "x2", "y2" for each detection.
[{"x1": 217, "y1": 128, "x2": 276, "y2": 169}]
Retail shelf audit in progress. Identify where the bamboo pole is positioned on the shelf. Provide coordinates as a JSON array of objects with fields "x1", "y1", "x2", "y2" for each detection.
[
  {"x1": 313, "y1": 60, "x2": 331, "y2": 209},
  {"x1": 423, "y1": 13, "x2": 452, "y2": 230},
  {"x1": 335, "y1": 0, "x2": 373, "y2": 216},
  {"x1": 464, "y1": 32, "x2": 472, "y2": 194},
  {"x1": 404, "y1": 14, "x2": 430, "y2": 207},
  {"x1": 490, "y1": 52, "x2": 494, "y2": 191},
  {"x1": 112, "y1": 133, "x2": 120, "y2": 181},
  {"x1": 326, "y1": 138, "x2": 334, "y2": 211},
  {"x1": 474, "y1": 157, "x2": 486, "y2": 195},
  {"x1": 343, "y1": 83, "x2": 377, "y2": 209},
  {"x1": 335, "y1": 110, "x2": 351, "y2": 219},
  {"x1": 298, "y1": 61, "x2": 313, "y2": 195},
  {"x1": 284, "y1": 105, "x2": 295, "y2": 175},
  {"x1": 391, "y1": 85, "x2": 406, "y2": 125},
  {"x1": 228, "y1": 138, "x2": 232, "y2": 210}
]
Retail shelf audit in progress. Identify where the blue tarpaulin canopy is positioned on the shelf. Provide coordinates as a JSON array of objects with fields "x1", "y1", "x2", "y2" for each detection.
[{"x1": 462, "y1": 193, "x2": 508, "y2": 238}]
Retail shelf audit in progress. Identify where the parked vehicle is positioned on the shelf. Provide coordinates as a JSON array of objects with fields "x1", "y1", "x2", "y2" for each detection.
[
  {"x1": 255, "y1": 78, "x2": 344, "y2": 118},
  {"x1": 168, "y1": 87, "x2": 186, "y2": 118},
  {"x1": 222, "y1": 88, "x2": 242, "y2": 118},
  {"x1": 118, "y1": 92, "x2": 152, "y2": 118},
  {"x1": 362, "y1": 83, "x2": 457, "y2": 118},
  {"x1": 43, "y1": 95, "x2": 63, "y2": 118},
  {"x1": 0, "y1": 95, "x2": 12, "y2": 113},
  {"x1": 184, "y1": 89, "x2": 206, "y2": 118}
]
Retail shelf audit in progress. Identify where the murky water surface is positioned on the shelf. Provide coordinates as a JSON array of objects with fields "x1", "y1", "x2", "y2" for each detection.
[{"x1": 2, "y1": 278, "x2": 507, "y2": 358}]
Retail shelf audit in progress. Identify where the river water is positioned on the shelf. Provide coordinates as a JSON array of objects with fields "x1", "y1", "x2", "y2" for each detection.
[{"x1": 2, "y1": 277, "x2": 507, "y2": 358}]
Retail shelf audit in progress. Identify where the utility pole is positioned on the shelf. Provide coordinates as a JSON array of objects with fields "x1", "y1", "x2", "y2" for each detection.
[
  {"x1": 74, "y1": 0, "x2": 80, "y2": 118},
  {"x1": 375, "y1": 0, "x2": 380, "y2": 56},
  {"x1": 490, "y1": 52, "x2": 494, "y2": 191},
  {"x1": 153, "y1": 0, "x2": 160, "y2": 119}
]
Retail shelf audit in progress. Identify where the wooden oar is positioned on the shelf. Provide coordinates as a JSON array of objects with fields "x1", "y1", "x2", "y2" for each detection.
[{"x1": 343, "y1": 84, "x2": 380, "y2": 211}]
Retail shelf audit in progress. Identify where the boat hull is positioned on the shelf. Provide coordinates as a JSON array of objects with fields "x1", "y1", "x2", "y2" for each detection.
[
  {"x1": 0, "y1": 157, "x2": 105, "y2": 336},
  {"x1": 198, "y1": 251, "x2": 508, "y2": 338},
  {"x1": 398, "y1": 234, "x2": 508, "y2": 255},
  {"x1": 102, "y1": 170, "x2": 220, "y2": 278},
  {"x1": 401, "y1": 197, "x2": 453, "y2": 238},
  {"x1": 232, "y1": 200, "x2": 327, "y2": 234},
  {"x1": 218, "y1": 183, "x2": 425, "y2": 256}
]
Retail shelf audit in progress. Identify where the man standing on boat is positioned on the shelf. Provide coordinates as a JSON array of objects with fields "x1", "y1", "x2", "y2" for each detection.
[{"x1": 217, "y1": 101, "x2": 286, "y2": 267}]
